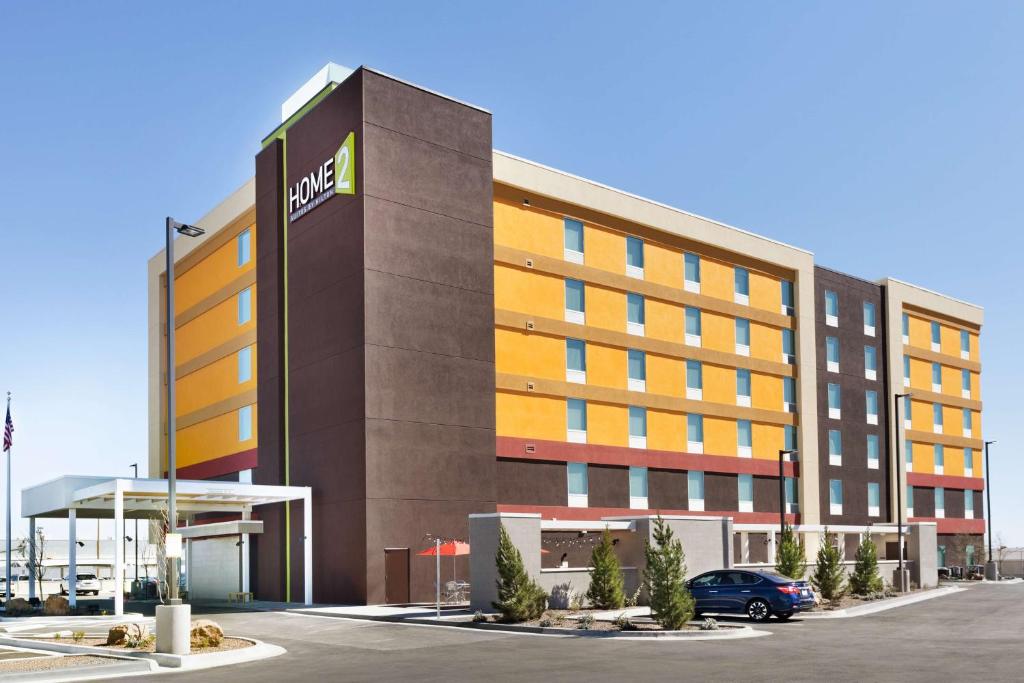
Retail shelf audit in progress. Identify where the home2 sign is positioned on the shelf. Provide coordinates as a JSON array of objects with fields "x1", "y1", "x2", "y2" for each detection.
[{"x1": 288, "y1": 132, "x2": 356, "y2": 222}]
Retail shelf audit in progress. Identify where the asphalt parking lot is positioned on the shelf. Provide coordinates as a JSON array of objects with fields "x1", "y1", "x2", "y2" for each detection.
[{"x1": 119, "y1": 583, "x2": 1022, "y2": 682}]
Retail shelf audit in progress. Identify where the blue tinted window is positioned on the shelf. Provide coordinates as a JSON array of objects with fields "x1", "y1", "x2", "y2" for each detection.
[
  {"x1": 566, "y1": 339, "x2": 586, "y2": 372},
  {"x1": 688, "y1": 471, "x2": 704, "y2": 500},
  {"x1": 626, "y1": 236, "x2": 644, "y2": 268},
  {"x1": 865, "y1": 346, "x2": 877, "y2": 371},
  {"x1": 629, "y1": 466, "x2": 648, "y2": 497},
  {"x1": 828, "y1": 383, "x2": 841, "y2": 410},
  {"x1": 868, "y1": 483, "x2": 880, "y2": 508},
  {"x1": 238, "y1": 346, "x2": 252, "y2": 383},
  {"x1": 863, "y1": 301, "x2": 876, "y2": 327},
  {"x1": 237, "y1": 228, "x2": 251, "y2": 266},
  {"x1": 685, "y1": 307, "x2": 702, "y2": 336},
  {"x1": 629, "y1": 407, "x2": 647, "y2": 437},
  {"x1": 687, "y1": 414, "x2": 704, "y2": 443},
  {"x1": 825, "y1": 291, "x2": 838, "y2": 317},
  {"x1": 734, "y1": 267, "x2": 749, "y2": 296},
  {"x1": 628, "y1": 349, "x2": 646, "y2": 380},
  {"x1": 627, "y1": 293, "x2": 645, "y2": 324},
  {"x1": 684, "y1": 253, "x2": 700, "y2": 283},
  {"x1": 238, "y1": 405, "x2": 253, "y2": 441},
  {"x1": 736, "y1": 369, "x2": 751, "y2": 397},
  {"x1": 238, "y1": 288, "x2": 252, "y2": 325},
  {"x1": 826, "y1": 337, "x2": 839, "y2": 363},
  {"x1": 781, "y1": 280, "x2": 794, "y2": 309},
  {"x1": 829, "y1": 480, "x2": 843, "y2": 506},
  {"x1": 735, "y1": 318, "x2": 750, "y2": 346},
  {"x1": 867, "y1": 435, "x2": 880, "y2": 462},
  {"x1": 564, "y1": 218, "x2": 584, "y2": 253},
  {"x1": 737, "y1": 420, "x2": 752, "y2": 448},
  {"x1": 568, "y1": 462, "x2": 588, "y2": 496},
  {"x1": 829, "y1": 430, "x2": 842, "y2": 456},
  {"x1": 565, "y1": 279, "x2": 585, "y2": 312},
  {"x1": 686, "y1": 360, "x2": 702, "y2": 389},
  {"x1": 567, "y1": 399, "x2": 587, "y2": 431},
  {"x1": 738, "y1": 474, "x2": 753, "y2": 502}
]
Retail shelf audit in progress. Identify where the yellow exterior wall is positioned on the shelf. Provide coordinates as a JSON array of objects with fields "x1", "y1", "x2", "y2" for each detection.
[
  {"x1": 749, "y1": 322, "x2": 781, "y2": 363},
  {"x1": 648, "y1": 410, "x2": 685, "y2": 451},
  {"x1": 588, "y1": 403, "x2": 628, "y2": 447},
  {"x1": 588, "y1": 344, "x2": 627, "y2": 390},
  {"x1": 496, "y1": 392, "x2": 565, "y2": 441},
  {"x1": 701, "y1": 311, "x2": 734, "y2": 354},
  {"x1": 646, "y1": 354, "x2": 684, "y2": 397},
  {"x1": 494, "y1": 265, "x2": 563, "y2": 319},
  {"x1": 749, "y1": 271, "x2": 781, "y2": 314},
  {"x1": 911, "y1": 441, "x2": 934, "y2": 474},
  {"x1": 752, "y1": 423, "x2": 783, "y2": 461},
  {"x1": 493, "y1": 198, "x2": 563, "y2": 259},
  {"x1": 585, "y1": 285, "x2": 626, "y2": 333},
  {"x1": 583, "y1": 225, "x2": 625, "y2": 275},
  {"x1": 175, "y1": 227, "x2": 255, "y2": 315},
  {"x1": 176, "y1": 290, "x2": 256, "y2": 366},
  {"x1": 704, "y1": 416, "x2": 736, "y2": 457},
  {"x1": 176, "y1": 345, "x2": 256, "y2": 416},
  {"x1": 645, "y1": 242, "x2": 682, "y2": 289},
  {"x1": 645, "y1": 299, "x2": 682, "y2": 343},
  {"x1": 700, "y1": 259, "x2": 733, "y2": 301},
  {"x1": 495, "y1": 329, "x2": 564, "y2": 381},
  {"x1": 751, "y1": 373, "x2": 782, "y2": 411},
  {"x1": 909, "y1": 358, "x2": 931, "y2": 391},
  {"x1": 907, "y1": 313, "x2": 931, "y2": 350},
  {"x1": 702, "y1": 364, "x2": 735, "y2": 405},
  {"x1": 177, "y1": 404, "x2": 257, "y2": 469}
]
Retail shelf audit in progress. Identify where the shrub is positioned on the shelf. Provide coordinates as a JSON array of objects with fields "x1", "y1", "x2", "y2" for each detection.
[
  {"x1": 612, "y1": 613, "x2": 636, "y2": 631},
  {"x1": 700, "y1": 617, "x2": 719, "y2": 631},
  {"x1": 492, "y1": 524, "x2": 548, "y2": 622},
  {"x1": 810, "y1": 529, "x2": 846, "y2": 605},
  {"x1": 538, "y1": 617, "x2": 553, "y2": 628},
  {"x1": 586, "y1": 529, "x2": 625, "y2": 609},
  {"x1": 576, "y1": 613, "x2": 594, "y2": 630},
  {"x1": 849, "y1": 533, "x2": 883, "y2": 596},
  {"x1": 471, "y1": 610, "x2": 487, "y2": 623},
  {"x1": 643, "y1": 516, "x2": 695, "y2": 630},
  {"x1": 775, "y1": 524, "x2": 806, "y2": 579},
  {"x1": 72, "y1": 631, "x2": 85, "y2": 643},
  {"x1": 624, "y1": 584, "x2": 643, "y2": 607}
]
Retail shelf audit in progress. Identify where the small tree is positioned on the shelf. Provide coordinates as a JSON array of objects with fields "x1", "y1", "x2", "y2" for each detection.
[
  {"x1": 16, "y1": 528, "x2": 46, "y2": 598},
  {"x1": 849, "y1": 532, "x2": 883, "y2": 596},
  {"x1": 643, "y1": 517, "x2": 695, "y2": 629},
  {"x1": 492, "y1": 524, "x2": 547, "y2": 622},
  {"x1": 586, "y1": 529, "x2": 625, "y2": 609},
  {"x1": 775, "y1": 524, "x2": 806, "y2": 579},
  {"x1": 810, "y1": 529, "x2": 846, "y2": 605}
]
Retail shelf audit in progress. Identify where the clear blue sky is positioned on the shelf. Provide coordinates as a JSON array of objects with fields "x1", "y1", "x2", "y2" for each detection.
[{"x1": 1, "y1": 2, "x2": 1021, "y2": 547}]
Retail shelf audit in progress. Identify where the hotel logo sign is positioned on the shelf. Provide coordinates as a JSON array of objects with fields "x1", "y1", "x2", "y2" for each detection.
[{"x1": 288, "y1": 131, "x2": 356, "y2": 222}]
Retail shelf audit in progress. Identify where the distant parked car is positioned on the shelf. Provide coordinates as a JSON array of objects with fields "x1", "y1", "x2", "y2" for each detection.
[
  {"x1": 687, "y1": 569, "x2": 815, "y2": 622},
  {"x1": 0, "y1": 577, "x2": 16, "y2": 598},
  {"x1": 966, "y1": 565, "x2": 985, "y2": 580},
  {"x1": 60, "y1": 574, "x2": 101, "y2": 596},
  {"x1": 938, "y1": 567, "x2": 951, "y2": 579}
]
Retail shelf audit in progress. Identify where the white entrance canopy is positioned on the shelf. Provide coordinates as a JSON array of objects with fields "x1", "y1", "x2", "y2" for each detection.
[{"x1": 22, "y1": 476, "x2": 313, "y2": 614}]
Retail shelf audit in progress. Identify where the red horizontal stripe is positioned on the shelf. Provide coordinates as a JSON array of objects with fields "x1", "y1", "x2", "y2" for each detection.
[
  {"x1": 907, "y1": 472, "x2": 984, "y2": 491},
  {"x1": 166, "y1": 448, "x2": 258, "y2": 480},
  {"x1": 497, "y1": 436, "x2": 799, "y2": 478},
  {"x1": 497, "y1": 503, "x2": 799, "y2": 525},
  {"x1": 909, "y1": 517, "x2": 985, "y2": 535}
]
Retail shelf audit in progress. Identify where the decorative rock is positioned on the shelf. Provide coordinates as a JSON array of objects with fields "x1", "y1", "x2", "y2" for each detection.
[
  {"x1": 106, "y1": 623, "x2": 149, "y2": 646},
  {"x1": 4, "y1": 597, "x2": 33, "y2": 616},
  {"x1": 189, "y1": 619, "x2": 224, "y2": 648},
  {"x1": 43, "y1": 595, "x2": 70, "y2": 616}
]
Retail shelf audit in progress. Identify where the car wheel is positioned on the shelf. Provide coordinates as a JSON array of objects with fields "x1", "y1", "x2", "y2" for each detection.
[
  {"x1": 746, "y1": 598, "x2": 771, "y2": 622},
  {"x1": 776, "y1": 611, "x2": 793, "y2": 621}
]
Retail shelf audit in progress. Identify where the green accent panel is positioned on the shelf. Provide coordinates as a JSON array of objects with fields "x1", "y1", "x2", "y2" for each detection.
[{"x1": 334, "y1": 132, "x2": 356, "y2": 195}]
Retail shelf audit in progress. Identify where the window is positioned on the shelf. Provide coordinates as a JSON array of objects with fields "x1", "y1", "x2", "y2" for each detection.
[
  {"x1": 736, "y1": 369, "x2": 752, "y2": 407},
  {"x1": 905, "y1": 439, "x2": 913, "y2": 472},
  {"x1": 902, "y1": 313, "x2": 910, "y2": 343},
  {"x1": 629, "y1": 466, "x2": 648, "y2": 508},
  {"x1": 237, "y1": 228, "x2": 251, "y2": 266},
  {"x1": 567, "y1": 462, "x2": 588, "y2": 507},
  {"x1": 685, "y1": 306, "x2": 702, "y2": 345},
  {"x1": 904, "y1": 395, "x2": 912, "y2": 429},
  {"x1": 686, "y1": 360, "x2": 703, "y2": 400},
  {"x1": 627, "y1": 293, "x2": 645, "y2": 335},
  {"x1": 863, "y1": 301, "x2": 876, "y2": 336},
  {"x1": 864, "y1": 346, "x2": 877, "y2": 380},
  {"x1": 564, "y1": 218, "x2": 584, "y2": 262},
  {"x1": 829, "y1": 479, "x2": 843, "y2": 515},
  {"x1": 785, "y1": 477, "x2": 797, "y2": 513},
  {"x1": 687, "y1": 414, "x2": 704, "y2": 453},
  {"x1": 738, "y1": 474, "x2": 754, "y2": 513},
  {"x1": 962, "y1": 408, "x2": 972, "y2": 437},
  {"x1": 965, "y1": 490, "x2": 974, "y2": 519},
  {"x1": 735, "y1": 318, "x2": 751, "y2": 356},
  {"x1": 781, "y1": 280, "x2": 794, "y2": 315},
  {"x1": 238, "y1": 287, "x2": 252, "y2": 325},
  {"x1": 964, "y1": 448, "x2": 973, "y2": 476},
  {"x1": 932, "y1": 363, "x2": 942, "y2": 392},
  {"x1": 687, "y1": 471, "x2": 705, "y2": 511},
  {"x1": 966, "y1": 544, "x2": 975, "y2": 565},
  {"x1": 737, "y1": 419, "x2": 753, "y2": 458},
  {"x1": 931, "y1": 321, "x2": 941, "y2": 351},
  {"x1": 903, "y1": 355, "x2": 911, "y2": 387},
  {"x1": 937, "y1": 545, "x2": 947, "y2": 567},
  {"x1": 867, "y1": 434, "x2": 880, "y2": 469},
  {"x1": 627, "y1": 349, "x2": 646, "y2": 392},
  {"x1": 626, "y1": 236, "x2": 644, "y2": 278},
  {"x1": 628, "y1": 406, "x2": 647, "y2": 449},
  {"x1": 783, "y1": 377, "x2": 796, "y2": 412},
  {"x1": 933, "y1": 403, "x2": 943, "y2": 433},
  {"x1": 828, "y1": 429, "x2": 842, "y2": 466},
  {"x1": 734, "y1": 267, "x2": 749, "y2": 305},
  {"x1": 907, "y1": 485, "x2": 914, "y2": 517},
  {"x1": 238, "y1": 405, "x2": 253, "y2": 441},
  {"x1": 784, "y1": 425, "x2": 797, "y2": 452},
  {"x1": 565, "y1": 279, "x2": 585, "y2": 324},
  {"x1": 960, "y1": 329, "x2": 970, "y2": 359},
  {"x1": 866, "y1": 390, "x2": 879, "y2": 425},
  {"x1": 825, "y1": 290, "x2": 839, "y2": 326},
  {"x1": 782, "y1": 329, "x2": 795, "y2": 364},
  {"x1": 934, "y1": 444, "x2": 945, "y2": 475},
  {"x1": 828, "y1": 383, "x2": 841, "y2": 419},
  {"x1": 962, "y1": 369, "x2": 971, "y2": 398},
  {"x1": 935, "y1": 487, "x2": 945, "y2": 518},
  {"x1": 684, "y1": 252, "x2": 701, "y2": 292},
  {"x1": 868, "y1": 482, "x2": 880, "y2": 517},
  {"x1": 566, "y1": 338, "x2": 586, "y2": 383},
  {"x1": 567, "y1": 399, "x2": 587, "y2": 443},
  {"x1": 238, "y1": 346, "x2": 252, "y2": 383},
  {"x1": 826, "y1": 337, "x2": 840, "y2": 372}
]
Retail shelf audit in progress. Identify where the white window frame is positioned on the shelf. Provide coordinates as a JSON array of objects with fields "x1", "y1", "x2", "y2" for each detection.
[
  {"x1": 687, "y1": 415, "x2": 704, "y2": 454},
  {"x1": 932, "y1": 363, "x2": 942, "y2": 394},
  {"x1": 566, "y1": 338, "x2": 586, "y2": 385},
  {"x1": 564, "y1": 217, "x2": 584, "y2": 264},
  {"x1": 829, "y1": 480, "x2": 843, "y2": 515},
  {"x1": 734, "y1": 267, "x2": 749, "y2": 306},
  {"x1": 780, "y1": 280, "x2": 795, "y2": 316},
  {"x1": 902, "y1": 313, "x2": 910, "y2": 345},
  {"x1": 238, "y1": 288, "x2": 252, "y2": 325},
  {"x1": 962, "y1": 408, "x2": 972, "y2": 438},
  {"x1": 864, "y1": 346, "x2": 877, "y2": 381},
  {"x1": 868, "y1": 483, "x2": 880, "y2": 518},
  {"x1": 564, "y1": 279, "x2": 585, "y2": 325},
  {"x1": 735, "y1": 319, "x2": 750, "y2": 357},
  {"x1": 684, "y1": 307, "x2": 701, "y2": 347},
  {"x1": 907, "y1": 485, "x2": 914, "y2": 518},
  {"x1": 782, "y1": 329, "x2": 795, "y2": 365},
  {"x1": 737, "y1": 419, "x2": 753, "y2": 459},
  {"x1": 903, "y1": 355, "x2": 911, "y2": 388},
  {"x1": 237, "y1": 228, "x2": 251, "y2": 267},
  {"x1": 684, "y1": 253, "x2": 701, "y2": 294},
  {"x1": 828, "y1": 429, "x2": 842, "y2": 467},
  {"x1": 828, "y1": 384, "x2": 841, "y2": 420},
  {"x1": 627, "y1": 349, "x2": 646, "y2": 393},
  {"x1": 826, "y1": 337, "x2": 840, "y2": 374},
  {"x1": 863, "y1": 301, "x2": 876, "y2": 337},
  {"x1": 935, "y1": 488, "x2": 945, "y2": 519},
  {"x1": 738, "y1": 474, "x2": 754, "y2": 513},
  {"x1": 934, "y1": 444, "x2": 944, "y2": 475},
  {"x1": 960, "y1": 330, "x2": 970, "y2": 360},
  {"x1": 238, "y1": 346, "x2": 252, "y2": 383},
  {"x1": 629, "y1": 466, "x2": 648, "y2": 509},
  {"x1": 238, "y1": 405, "x2": 253, "y2": 441},
  {"x1": 965, "y1": 491, "x2": 974, "y2": 519},
  {"x1": 567, "y1": 399, "x2": 587, "y2": 444},
  {"x1": 687, "y1": 470, "x2": 705, "y2": 511},
  {"x1": 625, "y1": 236, "x2": 644, "y2": 280},
  {"x1": 866, "y1": 391, "x2": 879, "y2": 426},
  {"x1": 567, "y1": 462, "x2": 589, "y2": 508},
  {"x1": 867, "y1": 435, "x2": 880, "y2": 470},
  {"x1": 783, "y1": 377, "x2": 796, "y2": 413},
  {"x1": 685, "y1": 360, "x2": 703, "y2": 401},
  {"x1": 964, "y1": 448, "x2": 973, "y2": 477},
  {"x1": 961, "y1": 369, "x2": 971, "y2": 399},
  {"x1": 627, "y1": 293, "x2": 645, "y2": 337},
  {"x1": 628, "y1": 407, "x2": 647, "y2": 450},
  {"x1": 825, "y1": 291, "x2": 838, "y2": 327},
  {"x1": 933, "y1": 403, "x2": 943, "y2": 434},
  {"x1": 931, "y1": 322, "x2": 941, "y2": 352}
]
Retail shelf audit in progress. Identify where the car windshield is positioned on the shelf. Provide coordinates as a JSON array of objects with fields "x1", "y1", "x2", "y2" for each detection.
[
  {"x1": 77, "y1": 574, "x2": 97, "y2": 580},
  {"x1": 756, "y1": 570, "x2": 793, "y2": 582}
]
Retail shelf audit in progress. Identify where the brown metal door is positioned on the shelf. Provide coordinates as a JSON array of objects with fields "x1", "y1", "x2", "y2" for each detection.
[{"x1": 384, "y1": 548, "x2": 410, "y2": 604}]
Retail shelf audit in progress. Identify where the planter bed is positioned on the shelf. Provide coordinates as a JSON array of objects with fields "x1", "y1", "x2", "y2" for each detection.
[
  {"x1": 23, "y1": 635, "x2": 253, "y2": 654},
  {"x1": 462, "y1": 609, "x2": 750, "y2": 637}
]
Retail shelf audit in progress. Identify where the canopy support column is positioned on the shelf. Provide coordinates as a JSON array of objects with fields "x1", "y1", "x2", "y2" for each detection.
[
  {"x1": 68, "y1": 509, "x2": 77, "y2": 609},
  {"x1": 303, "y1": 490, "x2": 313, "y2": 606},
  {"x1": 27, "y1": 518, "x2": 36, "y2": 601},
  {"x1": 241, "y1": 509, "x2": 251, "y2": 595},
  {"x1": 114, "y1": 481, "x2": 124, "y2": 616}
]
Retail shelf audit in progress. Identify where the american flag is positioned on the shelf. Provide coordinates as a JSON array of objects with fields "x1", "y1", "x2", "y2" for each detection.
[{"x1": 2, "y1": 403, "x2": 11, "y2": 453}]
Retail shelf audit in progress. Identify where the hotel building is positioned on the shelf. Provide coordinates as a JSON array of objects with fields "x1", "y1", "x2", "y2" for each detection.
[{"x1": 147, "y1": 64, "x2": 984, "y2": 604}]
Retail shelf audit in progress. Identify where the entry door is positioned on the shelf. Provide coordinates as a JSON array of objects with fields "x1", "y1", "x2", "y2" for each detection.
[{"x1": 384, "y1": 548, "x2": 410, "y2": 604}]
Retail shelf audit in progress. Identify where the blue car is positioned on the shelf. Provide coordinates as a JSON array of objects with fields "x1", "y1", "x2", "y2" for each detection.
[{"x1": 686, "y1": 569, "x2": 814, "y2": 622}]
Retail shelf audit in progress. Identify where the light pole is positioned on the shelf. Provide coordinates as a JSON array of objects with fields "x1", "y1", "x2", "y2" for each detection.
[
  {"x1": 777, "y1": 449, "x2": 797, "y2": 537},
  {"x1": 130, "y1": 463, "x2": 139, "y2": 587},
  {"x1": 984, "y1": 440, "x2": 997, "y2": 580},
  {"x1": 165, "y1": 217, "x2": 204, "y2": 603},
  {"x1": 894, "y1": 392, "x2": 912, "y2": 591}
]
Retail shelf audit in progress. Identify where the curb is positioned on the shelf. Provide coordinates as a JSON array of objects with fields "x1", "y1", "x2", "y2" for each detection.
[
  {"x1": 0, "y1": 659, "x2": 156, "y2": 682},
  {"x1": 0, "y1": 636, "x2": 285, "y2": 670},
  {"x1": 798, "y1": 586, "x2": 965, "y2": 619}
]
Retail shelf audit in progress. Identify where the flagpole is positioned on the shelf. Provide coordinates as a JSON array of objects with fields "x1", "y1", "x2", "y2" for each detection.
[{"x1": 5, "y1": 393, "x2": 11, "y2": 604}]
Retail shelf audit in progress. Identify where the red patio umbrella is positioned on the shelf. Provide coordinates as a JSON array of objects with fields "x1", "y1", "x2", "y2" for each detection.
[{"x1": 419, "y1": 540, "x2": 471, "y2": 617}]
